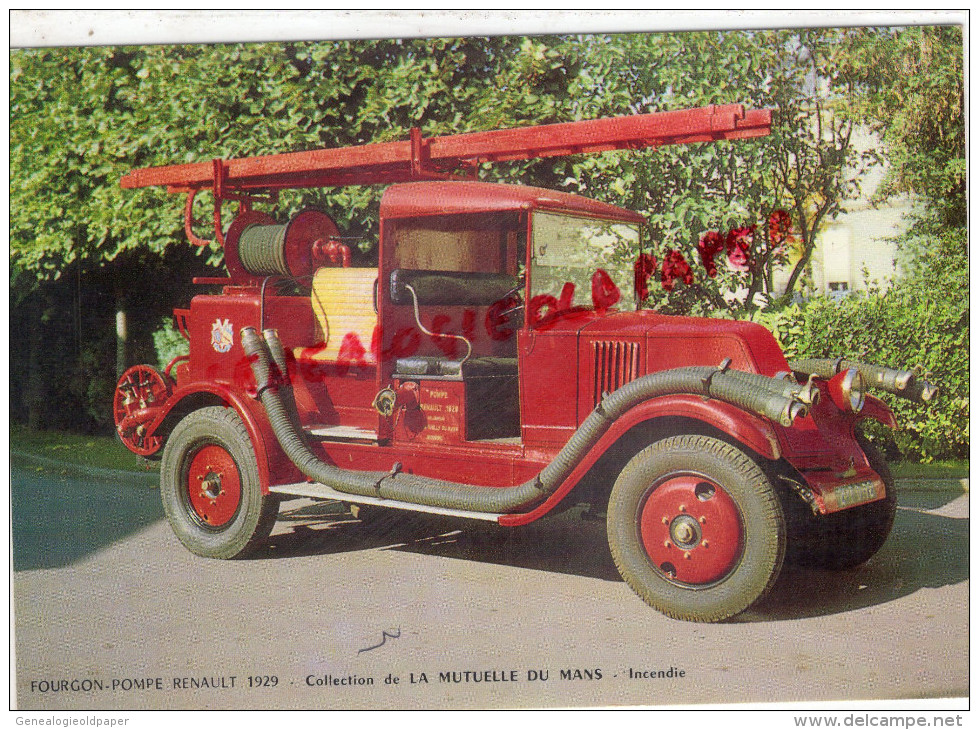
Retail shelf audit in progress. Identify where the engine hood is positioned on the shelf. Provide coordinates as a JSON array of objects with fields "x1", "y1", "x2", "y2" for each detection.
[
  {"x1": 519, "y1": 307, "x2": 853, "y2": 470},
  {"x1": 536, "y1": 309, "x2": 791, "y2": 377}
]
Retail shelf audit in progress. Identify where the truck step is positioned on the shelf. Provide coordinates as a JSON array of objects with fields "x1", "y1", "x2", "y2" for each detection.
[{"x1": 267, "y1": 481, "x2": 504, "y2": 523}]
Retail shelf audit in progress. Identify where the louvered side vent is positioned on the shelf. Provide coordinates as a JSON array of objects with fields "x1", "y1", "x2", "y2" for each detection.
[{"x1": 592, "y1": 340, "x2": 641, "y2": 405}]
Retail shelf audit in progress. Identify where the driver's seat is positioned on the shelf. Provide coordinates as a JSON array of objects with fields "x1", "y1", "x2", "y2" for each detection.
[
  {"x1": 387, "y1": 267, "x2": 521, "y2": 378},
  {"x1": 388, "y1": 268, "x2": 520, "y2": 308}
]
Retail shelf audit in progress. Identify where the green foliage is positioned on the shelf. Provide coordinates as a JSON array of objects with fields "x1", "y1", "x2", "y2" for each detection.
[
  {"x1": 561, "y1": 29, "x2": 873, "y2": 316},
  {"x1": 152, "y1": 317, "x2": 189, "y2": 372},
  {"x1": 8, "y1": 40, "x2": 496, "y2": 281},
  {"x1": 772, "y1": 227, "x2": 968, "y2": 461},
  {"x1": 10, "y1": 30, "x2": 873, "y2": 304},
  {"x1": 841, "y1": 26, "x2": 965, "y2": 227},
  {"x1": 9, "y1": 28, "x2": 965, "y2": 441},
  {"x1": 11, "y1": 423, "x2": 157, "y2": 473}
]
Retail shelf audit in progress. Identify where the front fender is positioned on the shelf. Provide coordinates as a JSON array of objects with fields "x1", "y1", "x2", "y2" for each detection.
[
  {"x1": 146, "y1": 382, "x2": 287, "y2": 493},
  {"x1": 499, "y1": 394, "x2": 781, "y2": 526},
  {"x1": 854, "y1": 394, "x2": 898, "y2": 429}
]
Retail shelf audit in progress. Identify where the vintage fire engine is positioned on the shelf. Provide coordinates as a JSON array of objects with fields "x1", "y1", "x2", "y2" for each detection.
[{"x1": 115, "y1": 104, "x2": 936, "y2": 622}]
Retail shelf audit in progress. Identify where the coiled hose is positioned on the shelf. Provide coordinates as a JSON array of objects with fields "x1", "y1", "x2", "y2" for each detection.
[
  {"x1": 243, "y1": 328, "x2": 806, "y2": 514},
  {"x1": 239, "y1": 224, "x2": 289, "y2": 276},
  {"x1": 790, "y1": 358, "x2": 938, "y2": 404}
]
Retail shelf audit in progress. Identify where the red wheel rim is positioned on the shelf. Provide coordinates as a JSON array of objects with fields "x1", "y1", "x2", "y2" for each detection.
[
  {"x1": 112, "y1": 365, "x2": 173, "y2": 457},
  {"x1": 639, "y1": 475, "x2": 742, "y2": 585},
  {"x1": 186, "y1": 445, "x2": 242, "y2": 529}
]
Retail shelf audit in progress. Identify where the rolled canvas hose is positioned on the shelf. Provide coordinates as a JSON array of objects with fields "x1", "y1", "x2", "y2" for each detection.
[
  {"x1": 243, "y1": 327, "x2": 805, "y2": 514},
  {"x1": 239, "y1": 224, "x2": 289, "y2": 276}
]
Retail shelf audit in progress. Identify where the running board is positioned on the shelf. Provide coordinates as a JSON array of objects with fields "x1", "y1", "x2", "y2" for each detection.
[
  {"x1": 268, "y1": 481, "x2": 504, "y2": 523},
  {"x1": 305, "y1": 425, "x2": 377, "y2": 442}
]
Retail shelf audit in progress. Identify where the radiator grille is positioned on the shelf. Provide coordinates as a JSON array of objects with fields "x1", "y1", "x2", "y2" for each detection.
[{"x1": 592, "y1": 340, "x2": 641, "y2": 405}]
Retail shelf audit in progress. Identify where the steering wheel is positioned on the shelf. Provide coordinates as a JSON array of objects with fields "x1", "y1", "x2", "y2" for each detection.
[
  {"x1": 497, "y1": 281, "x2": 525, "y2": 319},
  {"x1": 498, "y1": 302, "x2": 525, "y2": 319}
]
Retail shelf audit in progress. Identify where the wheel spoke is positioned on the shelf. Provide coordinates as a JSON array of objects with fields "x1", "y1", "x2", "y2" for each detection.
[{"x1": 112, "y1": 364, "x2": 173, "y2": 457}]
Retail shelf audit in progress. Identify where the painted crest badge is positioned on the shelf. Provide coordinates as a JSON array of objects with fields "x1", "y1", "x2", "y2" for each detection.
[{"x1": 210, "y1": 318, "x2": 234, "y2": 353}]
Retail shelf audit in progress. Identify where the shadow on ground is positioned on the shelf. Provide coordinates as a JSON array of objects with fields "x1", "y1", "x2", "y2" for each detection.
[
  {"x1": 13, "y1": 456, "x2": 966, "y2": 625},
  {"x1": 257, "y1": 491, "x2": 968, "y2": 622},
  {"x1": 11, "y1": 465, "x2": 164, "y2": 571},
  {"x1": 744, "y1": 493, "x2": 969, "y2": 622},
  {"x1": 254, "y1": 498, "x2": 622, "y2": 581}
]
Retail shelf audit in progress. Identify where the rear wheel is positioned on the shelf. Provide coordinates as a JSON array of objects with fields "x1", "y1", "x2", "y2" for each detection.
[
  {"x1": 160, "y1": 407, "x2": 278, "y2": 559},
  {"x1": 607, "y1": 434, "x2": 785, "y2": 622}
]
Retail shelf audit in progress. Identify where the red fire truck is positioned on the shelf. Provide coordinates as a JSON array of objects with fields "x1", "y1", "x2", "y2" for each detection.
[{"x1": 114, "y1": 104, "x2": 936, "y2": 622}]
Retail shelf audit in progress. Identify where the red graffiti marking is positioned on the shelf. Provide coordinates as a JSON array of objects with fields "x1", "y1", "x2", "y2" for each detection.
[
  {"x1": 285, "y1": 268, "x2": 631, "y2": 382},
  {"x1": 529, "y1": 272, "x2": 625, "y2": 329},
  {"x1": 661, "y1": 250, "x2": 693, "y2": 292},
  {"x1": 633, "y1": 252, "x2": 658, "y2": 299},
  {"x1": 429, "y1": 314, "x2": 459, "y2": 358},
  {"x1": 379, "y1": 326, "x2": 421, "y2": 361},
  {"x1": 230, "y1": 352, "x2": 260, "y2": 393},
  {"x1": 335, "y1": 331, "x2": 370, "y2": 377},
  {"x1": 591, "y1": 269, "x2": 620, "y2": 314},
  {"x1": 485, "y1": 296, "x2": 520, "y2": 342},
  {"x1": 294, "y1": 343, "x2": 330, "y2": 381}
]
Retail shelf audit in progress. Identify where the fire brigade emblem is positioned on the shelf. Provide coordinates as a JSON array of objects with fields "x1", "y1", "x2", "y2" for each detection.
[{"x1": 211, "y1": 318, "x2": 234, "y2": 353}]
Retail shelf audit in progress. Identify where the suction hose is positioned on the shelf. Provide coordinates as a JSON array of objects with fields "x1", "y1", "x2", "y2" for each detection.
[
  {"x1": 262, "y1": 327, "x2": 309, "y2": 444},
  {"x1": 790, "y1": 358, "x2": 938, "y2": 404},
  {"x1": 243, "y1": 327, "x2": 806, "y2": 514}
]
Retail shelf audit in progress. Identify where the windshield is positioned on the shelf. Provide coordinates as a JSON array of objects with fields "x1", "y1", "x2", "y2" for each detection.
[{"x1": 530, "y1": 212, "x2": 641, "y2": 316}]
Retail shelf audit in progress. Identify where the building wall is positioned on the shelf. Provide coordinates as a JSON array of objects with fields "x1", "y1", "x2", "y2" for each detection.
[
  {"x1": 810, "y1": 198, "x2": 912, "y2": 298},
  {"x1": 774, "y1": 126, "x2": 913, "y2": 301}
]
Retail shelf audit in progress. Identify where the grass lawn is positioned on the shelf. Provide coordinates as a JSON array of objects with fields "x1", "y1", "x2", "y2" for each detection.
[
  {"x1": 8, "y1": 424, "x2": 967, "y2": 481},
  {"x1": 889, "y1": 460, "x2": 969, "y2": 480},
  {"x1": 9, "y1": 424, "x2": 160, "y2": 472}
]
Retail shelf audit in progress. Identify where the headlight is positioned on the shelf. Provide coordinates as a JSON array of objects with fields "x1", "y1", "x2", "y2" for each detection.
[{"x1": 829, "y1": 367, "x2": 865, "y2": 413}]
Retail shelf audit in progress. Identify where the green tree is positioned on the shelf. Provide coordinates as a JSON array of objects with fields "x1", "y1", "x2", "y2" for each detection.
[
  {"x1": 11, "y1": 30, "x2": 951, "y2": 432},
  {"x1": 844, "y1": 26, "x2": 965, "y2": 228},
  {"x1": 549, "y1": 29, "x2": 876, "y2": 316},
  {"x1": 765, "y1": 225, "x2": 968, "y2": 461},
  {"x1": 8, "y1": 37, "x2": 573, "y2": 429},
  {"x1": 761, "y1": 24, "x2": 967, "y2": 461}
]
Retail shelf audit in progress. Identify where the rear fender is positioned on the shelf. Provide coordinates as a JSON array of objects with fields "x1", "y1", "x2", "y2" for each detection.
[
  {"x1": 147, "y1": 383, "x2": 286, "y2": 493},
  {"x1": 499, "y1": 394, "x2": 781, "y2": 526}
]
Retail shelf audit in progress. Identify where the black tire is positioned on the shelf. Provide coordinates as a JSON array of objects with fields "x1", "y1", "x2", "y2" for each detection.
[
  {"x1": 607, "y1": 434, "x2": 785, "y2": 622},
  {"x1": 789, "y1": 434, "x2": 896, "y2": 570},
  {"x1": 160, "y1": 406, "x2": 278, "y2": 559}
]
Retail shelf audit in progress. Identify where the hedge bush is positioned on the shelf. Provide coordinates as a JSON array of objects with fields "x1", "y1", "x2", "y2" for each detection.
[{"x1": 759, "y1": 230, "x2": 968, "y2": 461}]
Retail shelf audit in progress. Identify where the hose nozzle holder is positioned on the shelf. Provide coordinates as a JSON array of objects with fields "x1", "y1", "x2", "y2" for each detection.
[
  {"x1": 795, "y1": 374, "x2": 821, "y2": 407},
  {"x1": 781, "y1": 400, "x2": 809, "y2": 427}
]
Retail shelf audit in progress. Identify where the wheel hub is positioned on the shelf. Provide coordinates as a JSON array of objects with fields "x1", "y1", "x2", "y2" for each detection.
[
  {"x1": 200, "y1": 474, "x2": 224, "y2": 501},
  {"x1": 669, "y1": 514, "x2": 701, "y2": 549},
  {"x1": 187, "y1": 445, "x2": 242, "y2": 528},
  {"x1": 639, "y1": 475, "x2": 742, "y2": 585}
]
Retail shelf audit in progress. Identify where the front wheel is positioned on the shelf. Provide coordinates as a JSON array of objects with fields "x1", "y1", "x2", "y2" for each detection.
[
  {"x1": 788, "y1": 434, "x2": 897, "y2": 570},
  {"x1": 160, "y1": 406, "x2": 278, "y2": 559},
  {"x1": 607, "y1": 434, "x2": 785, "y2": 622}
]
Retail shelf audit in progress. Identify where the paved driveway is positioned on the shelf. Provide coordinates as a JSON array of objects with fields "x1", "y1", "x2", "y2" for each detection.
[{"x1": 11, "y1": 465, "x2": 969, "y2": 710}]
